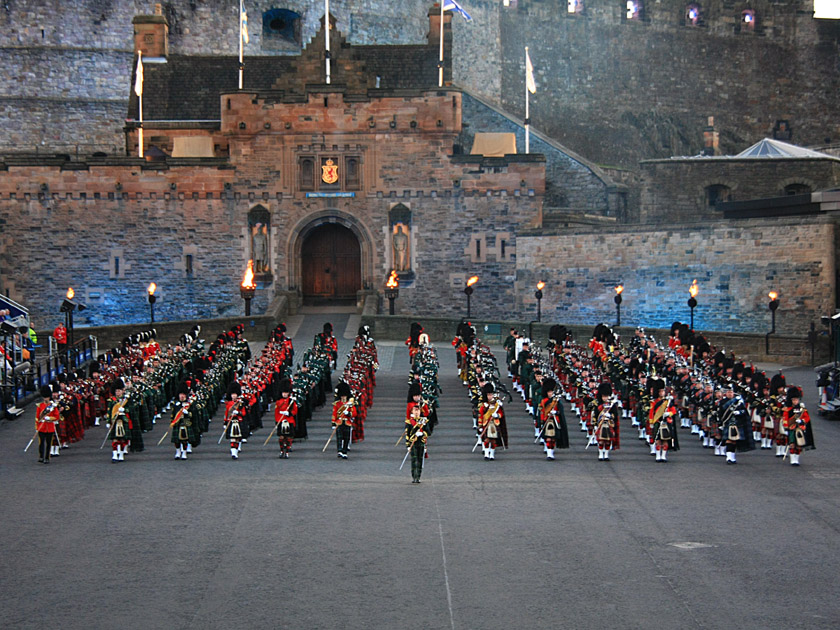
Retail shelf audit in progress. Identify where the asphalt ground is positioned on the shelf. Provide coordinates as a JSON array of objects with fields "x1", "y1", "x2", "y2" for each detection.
[{"x1": 1, "y1": 314, "x2": 839, "y2": 630}]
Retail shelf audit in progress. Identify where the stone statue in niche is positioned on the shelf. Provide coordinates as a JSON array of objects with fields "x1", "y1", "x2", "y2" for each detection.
[
  {"x1": 388, "y1": 203, "x2": 413, "y2": 278},
  {"x1": 252, "y1": 223, "x2": 268, "y2": 273},
  {"x1": 392, "y1": 223, "x2": 409, "y2": 272},
  {"x1": 248, "y1": 205, "x2": 271, "y2": 276}
]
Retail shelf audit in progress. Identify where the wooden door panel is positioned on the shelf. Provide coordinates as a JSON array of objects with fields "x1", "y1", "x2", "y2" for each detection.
[{"x1": 302, "y1": 224, "x2": 360, "y2": 299}]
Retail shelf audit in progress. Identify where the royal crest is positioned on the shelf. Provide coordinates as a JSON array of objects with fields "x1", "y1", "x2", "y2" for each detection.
[{"x1": 321, "y1": 158, "x2": 339, "y2": 184}]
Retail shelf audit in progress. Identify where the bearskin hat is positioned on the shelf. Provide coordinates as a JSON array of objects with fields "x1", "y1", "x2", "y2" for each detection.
[
  {"x1": 177, "y1": 380, "x2": 191, "y2": 396},
  {"x1": 769, "y1": 373, "x2": 787, "y2": 393},
  {"x1": 226, "y1": 381, "x2": 242, "y2": 399},
  {"x1": 111, "y1": 378, "x2": 126, "y2": 394},
  {"x1": 323, "y1": 322, "x2": 333, "y2": 333},
  {"x1": 279, "y1": 379, "x2": 293, "y2": 394},
  {"x1": 407, "y1": 382, "x2": 423, "y2": 401},
  {"x1": 482, "y1": 382, "x2": 496, "y2": 397},
  {"x1": 88, "y1": 360, "x2": 101, "y2": 377},
  {"x1": 648, "y1": 378, "x2": 666, "y2": 395},
  {"x1": 40, "y1": 385, "x2": 53, "y2": 399},
  {"x1": 786, "y1": 386, "x2": 803, "y2": 405},
  {"x1": 542, "y1": 378, "x2": 557, "y2": 396},
  {"x1": 336, "y1": 381, "x2": 352, "y2": 399},
  {"x1": 597, "y1": 382, "x2": 613, "y2": 399}
]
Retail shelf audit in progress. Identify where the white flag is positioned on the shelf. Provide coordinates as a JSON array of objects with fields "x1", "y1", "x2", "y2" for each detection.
[
  {"x1": 134, "y1": 53, "x2": 143, "y2": 97},
  {"x1": 525, "y1": 48, "x2": 536, "y2": 94},
  {"x1": 241, "y1": 5, "x2": 250, "y2": 44}
]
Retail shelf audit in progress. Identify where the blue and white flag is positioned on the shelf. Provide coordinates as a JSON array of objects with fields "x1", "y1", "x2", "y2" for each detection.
[{"x1": 443, "y1": 0, "x2": 473, "y2": 22}]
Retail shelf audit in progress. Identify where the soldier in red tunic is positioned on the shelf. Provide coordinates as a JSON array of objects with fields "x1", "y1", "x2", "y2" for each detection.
[
  {"x1": 224, "y1": 382, "x2": 245, "y2": 459},
  {"x1": 331, "y1": 382, "x2": 357, "y2": 459},
  {"x1": 35, "y1": 385, "x2": 60, "y2": 464},
  {"x1": 274, "y1": 379, "x2": 298, "y2": 458},
  {"x1": 315, "y1": 322, "x2": 338, "y2": 369},
  {"x1": 538, "y1": 378, "x2": 569, "y2": 461}
]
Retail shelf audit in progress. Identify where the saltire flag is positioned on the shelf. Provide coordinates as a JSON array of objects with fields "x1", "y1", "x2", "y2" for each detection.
[
  {"x1": 134, "y1": 53, "x2": 143, "y2": 97},
  {"x1": 525, "y1": 48, "x2": 536, "y2": 94},
  {"x1": 443, "y1": 0, "x2": 473, "y2": 22},
  {"x1": 241, "y1": 4, "x2": 250, "y2": 44}
]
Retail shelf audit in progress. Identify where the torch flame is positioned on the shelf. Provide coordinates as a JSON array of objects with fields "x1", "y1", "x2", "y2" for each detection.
[
  {"x1": 66, "y1": 287, "x2": 75, "y2": 300},
  {"x1": 148, "y1": 282, "x2": 157, "y2": 296},
  {"x1": 689, "y1": 279, "x2": 699, "y2": 298},
  {"x1": 467, "y1": 276, "x2": 479, "y2": 287},
  {"x1": 386, "y1": 270, "x2": 399, "y2": 289},
  {"x1": 768, "y1": 291, "x2": 778, "y2": 301},
  {"x1": 241, "y1": 260, "x2": 256, "y2": 289},
  {"x1": 614, "y1": 285, "x2": 624, "y2": 295},
  {"x1": 537, "y1": 281, "x2": 545, "y2": 291}
]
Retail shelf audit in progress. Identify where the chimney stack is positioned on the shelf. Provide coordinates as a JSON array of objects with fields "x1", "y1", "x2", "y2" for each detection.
[{"x1": 133, "y1": 6, "x2": 169, "y2": 58}]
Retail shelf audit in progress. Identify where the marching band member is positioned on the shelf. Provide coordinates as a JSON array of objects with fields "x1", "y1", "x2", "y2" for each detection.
[
  {"x1": 331, "y1": 382, "x2": 357, "y2": 459},
  {"x1": 274, "y1": 379, "x2": 298, "y2": 459},
  {"x1": 35, "y1": 385, "x2": 60, "y2": 464},
  {"x1": 170, "y1": 382, "x2": 199, "y2": 460},
  {"x1": 538, "y1": 378, "x2": 569, "y2": 461},
  {"x1": 405, "y1": 403, "x2": 428, "y2": 483},
  {"x1": 106, "y1": 379, "x2": 131, "y2": 463},
  {"x1": 477, "y1": 383, "x2": 507, "y2": 461},
  {"x1": 594, "y1": 382, "x2": 620, "y2": 461},
  {"x1": 648, "y1": 378, "x2": 678, "y2": 462},
  {"x1": 782, "y1": 387, "x2": 815, "y2": 466}
]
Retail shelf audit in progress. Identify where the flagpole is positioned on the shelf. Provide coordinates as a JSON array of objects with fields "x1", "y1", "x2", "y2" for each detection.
[
  {"x1": 137, "y1": 51, "x2": 144, "y2": 159},
  {"x1": 438, "y1": 1, "x2": 445, "y2": 87},
  {"x1": 238, "y1": 0, "x2": 244, "y2": 89},
  {"x1": 525, "y1": 47, "x2": 530, "y2": 154},
  {"x1": 325, "y1": 0, "x2": 331, "y2": 84}
]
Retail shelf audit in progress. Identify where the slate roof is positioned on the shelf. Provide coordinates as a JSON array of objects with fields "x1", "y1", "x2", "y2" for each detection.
[{"x1": 128, "y1": 33, "x2": 443, "y2": 121}]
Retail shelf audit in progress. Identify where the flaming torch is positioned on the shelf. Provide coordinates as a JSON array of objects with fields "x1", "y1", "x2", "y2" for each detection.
[
  {"x1": 464, "y1": 275, "x2": 478, "y2": 318},
  {"x1": 240, "y1": 260, "x2": 257, "y2": 316},
  {"x1": 147, "y1": 282, "x2": 157, "y2": 324},
  {"x1": 614, "y1": 284, "x2": 624, "y2": 327},
  {"x1": 535, "y1": 281, "x2": 545, "y2": 322},
  {"x1": 687, "y1": 279, "x2": 699, "y2": 330},
  {"x1": 766, "y1": 291, "x2": 780, "y2": 354},
  {"x1": 385, "y1": 270, "x2": 400, "y2": 316}
]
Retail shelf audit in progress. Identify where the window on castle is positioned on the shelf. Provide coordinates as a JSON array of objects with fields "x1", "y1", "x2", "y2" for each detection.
[
  {"x1": 685, "y1": 3, "x2": 702, "y2": 26},
  {"x1": 741, "y1": 10, "x2": 756, "y2": 31},
  {"x1": 706, "y1": 184, "x2": 731, "y2": 207},
  {"x1": 345, "y1": 156, "x2": 361, "y2": 190},
  {"x1": 300, "y1": 157, "x2": 315, "y2": 191},
  {"x1": 262, "y1": 8, "x2": 302, "y2": 50},
  {"x1": 625, "y1": 1, "x2": 643, "y2": 21},
  {"x1": 568, "y1": 0, "x2": 583, "y2": 14},
  {"x1": 784, "y1": 183, "x2": 811, "y2": 196}
]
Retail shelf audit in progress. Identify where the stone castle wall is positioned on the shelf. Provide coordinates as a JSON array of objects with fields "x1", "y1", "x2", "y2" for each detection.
[
  {"x1": 516, "y1": 217, "x2": 836, "y2": 334},
  {"x1": 499, "y1": 0, "x2": 840, "y2": 168},
  {"x1": 3, "y1": 0, "x2": 838, "y2": 169}
]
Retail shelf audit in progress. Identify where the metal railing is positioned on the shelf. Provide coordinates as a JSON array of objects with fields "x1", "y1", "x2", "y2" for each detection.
[{"x1": 1, "y1": 335, "x2": 97, "y2": 413}]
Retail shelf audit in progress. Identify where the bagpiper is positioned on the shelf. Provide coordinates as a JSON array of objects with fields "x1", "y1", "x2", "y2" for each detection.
[
  {"x1": 648, "y1": 378, "x2": 679, "y2": 463},
  {"x1": 106, "y1": 378, "x2": 131, "y2": 463},
  {"x1": 594, "y1": 382, "x2": 620, "y2": 461},
  {"x1": 782, "y1": 386, "x2": 815, "y2": 466},
  {"x1": 274, "y1": 379, "x2": 298, "y2": 458},
  {"x1": 537, "y1": 378, "x2": 569, "y2": 461},
  {"x1": 170, "y1": 382, "x2": 199, "y2": 460},
  {"x1": 477, "y1": 383, "x2": 507, "y2": 461}
]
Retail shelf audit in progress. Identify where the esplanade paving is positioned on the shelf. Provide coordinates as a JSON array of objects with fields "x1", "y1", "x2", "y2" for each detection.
[{"x1": 1, "y1": 310, "x2": 838, "y2": 629}]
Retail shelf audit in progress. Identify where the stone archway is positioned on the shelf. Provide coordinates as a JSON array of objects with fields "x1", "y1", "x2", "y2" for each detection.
[{"x1": 288, "y1": 211, "x2": 374, "y2": 303}]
